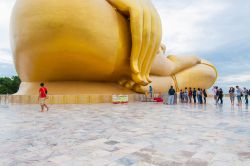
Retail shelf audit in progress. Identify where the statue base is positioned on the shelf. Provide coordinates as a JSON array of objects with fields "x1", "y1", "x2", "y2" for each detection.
[{"x1": 10, "y1": 81, "x2": 143, "y2": 104}]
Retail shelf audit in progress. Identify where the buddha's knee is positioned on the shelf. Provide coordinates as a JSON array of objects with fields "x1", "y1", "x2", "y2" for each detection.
[{"x1": 174, "y1": 60, "x2": 217, "y2": 90}]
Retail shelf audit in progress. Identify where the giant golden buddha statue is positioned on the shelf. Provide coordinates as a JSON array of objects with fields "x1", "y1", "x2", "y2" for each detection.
[{"x1": 10, "y1": 0, "x2": 217, "y2": 95}]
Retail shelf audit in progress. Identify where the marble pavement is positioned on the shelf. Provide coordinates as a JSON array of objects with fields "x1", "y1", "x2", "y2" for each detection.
[{"x1": 0, "y1": 99, "x2": 250, "y2": 166}]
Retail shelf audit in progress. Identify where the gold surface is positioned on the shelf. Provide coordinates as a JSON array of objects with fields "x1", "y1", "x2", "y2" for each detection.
[{"x1": 10, "y1": 0, "x2": 217, "y2": 99}]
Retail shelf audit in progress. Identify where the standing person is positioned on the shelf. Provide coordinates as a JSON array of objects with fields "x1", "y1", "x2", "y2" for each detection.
[
  {"x1": 174, "y1": 92, "x2": 178, "y2": 104},
  {"x1": 193, "y1": 88, "x2": 197, "y2": 103},
  {"x1": 216, "y1": 87, "x2": 220, "y2": 105},
  {"x1": 184, "y1": 87, "x2": 188, "y2": 103},
  {"x1": 217, "y1": 88, "x2": 223, "y2": 104},
  {"x1": 203, "y1": 89, "x2": 207, "y2": 104},
  {"x1": 243, "y1": 87, "x2": 249, "y2": 105},
  {"x1": 179, "y1": 90, "x2": 184, "y2": 103},
  {"x1": 212, "y1": 86, "x2": 218, "y2": 105},
  {"x1": 197, "y1": 88, "x2": 202, "y2": 104},
  {"x1": 236, "y1": 86, "x2": 242, "y2": 106},
  {"x1": 149, "y1": 85, "x2": 153, "y2": 98},
  {"x1": 229, "y1": 87, "x2": 235, "y2": 105},
  {"x1": 38, "y1": 83, "x2": 49, "y2": 112},
  {"x1": 188, "y1": 87, "x2": 193, "y2": 103},
  {"x1": 200, "y1": 88, "x2": 204, "y2": 104},
  {"x1": 168, "y1": 86, "x2": 176, "y2": 105},
  {"x1": 200, "y1": 89, "x2": 203, "y2": 104}
]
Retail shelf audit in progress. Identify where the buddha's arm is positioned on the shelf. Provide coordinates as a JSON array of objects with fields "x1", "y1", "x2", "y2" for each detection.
[{"x1": 107, "y1": 0, "x2": 162, "y2": 85}]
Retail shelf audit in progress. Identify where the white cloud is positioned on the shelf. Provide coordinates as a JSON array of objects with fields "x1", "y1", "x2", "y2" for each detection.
[
  {"x1": 153, "y1": 0, "x2": 231, "y2": 55},
  {"x1": 0, "y1": 50, "x2": 13, "y2": 64},
  {"x1": 0, "y1": 0, "x2": 15, "y2": 48},
  {"x1": 218, "y1": 74, "x2": 250, "y2": 84},
  {"x1": 0, "y1": 0, "x2": 15, "y2": 24}
]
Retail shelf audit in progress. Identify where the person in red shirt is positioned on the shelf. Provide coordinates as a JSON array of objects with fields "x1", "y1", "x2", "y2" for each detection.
[
  {"x1": 38, "y1": 83, "x2": 49, "y2": 112},
  {"x1": 188, "y1": 87, "x2": 193, "y2": 103}
]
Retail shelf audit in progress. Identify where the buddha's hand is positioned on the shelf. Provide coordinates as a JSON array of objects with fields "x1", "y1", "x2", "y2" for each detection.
[{"x1": 107, "y1": 0, "x2": 162, "y2": 86}]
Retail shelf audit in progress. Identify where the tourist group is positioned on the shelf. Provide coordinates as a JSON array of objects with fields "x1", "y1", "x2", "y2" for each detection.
[
  {"x1": 166, "y1": 86, "x2": 207, "y2": 105},
  {"x1": 213, "y1": 86, "x2": 249, "y2": 106}
]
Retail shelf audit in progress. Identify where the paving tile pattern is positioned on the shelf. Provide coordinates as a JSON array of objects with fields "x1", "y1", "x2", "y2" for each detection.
[{"x1": 0, "y1": 99, "x2": 250, "y2": 166}]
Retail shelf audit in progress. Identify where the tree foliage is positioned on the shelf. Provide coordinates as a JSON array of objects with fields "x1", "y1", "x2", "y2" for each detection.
[{"x1": 0, "y1": 76, "x2": 21, "y2": 94}]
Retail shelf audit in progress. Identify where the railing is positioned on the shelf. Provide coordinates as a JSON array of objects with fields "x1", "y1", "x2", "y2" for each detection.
[{"x1": 0, "y1": 95, "x2": 9, "y2": 107}]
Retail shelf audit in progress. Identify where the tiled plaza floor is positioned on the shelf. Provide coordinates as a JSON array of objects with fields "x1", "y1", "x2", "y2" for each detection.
[{"x1": 0, "y1": 98, "x2": 250, "y2": 166}]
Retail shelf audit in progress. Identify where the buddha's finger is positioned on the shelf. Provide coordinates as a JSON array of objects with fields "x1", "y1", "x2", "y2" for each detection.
[
  {"x1": 124, "y1": 80, "x2": 136, "y2": 90},
  {"x1": 145, "y1": 6, "x2": 162, "y2": 83},
  {"x1": 140, "y1": 1, "x2": 159, "y2": 84},
  {"x1": 107, "y1": 0, "x2": 150, "y2": 84},
  {"x1": 136, "y1": 0, "x2": 152, "y2": 85},
  {"x1": 106, "y1": 0, "x2": 129, "y2": 14},
  {"x1": 133, "y1": 83, "x2": 146, "y2": 93},
  {"x1": 129, "y1": 7, "x2": 145, "y2": 84}
]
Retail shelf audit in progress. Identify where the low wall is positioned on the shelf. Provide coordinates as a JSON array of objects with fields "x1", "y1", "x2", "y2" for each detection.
[
  {"x1": 3, "y1": 94, "x2": 146, "y2": 104},
  {"x1": 0, "y1": 95, "x2": 9, "y2": 105},
  {"x1": 1, "y1": 94, "x2": 218, "y2": 105}
]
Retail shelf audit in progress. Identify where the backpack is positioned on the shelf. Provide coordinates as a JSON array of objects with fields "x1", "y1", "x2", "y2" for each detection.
[{"x1": 204, "y1": 92, "x2": 207, "y2": 97}]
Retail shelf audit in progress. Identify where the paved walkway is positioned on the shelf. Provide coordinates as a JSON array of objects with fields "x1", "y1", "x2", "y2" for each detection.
[{"x1": 0, "y1": 99, "x2": 250, "y2": 166}]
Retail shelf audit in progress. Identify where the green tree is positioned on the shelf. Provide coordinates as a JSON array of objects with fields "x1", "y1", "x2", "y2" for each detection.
[{"x1": 0, "y1": 76, "x2": 21, "y2": 94}]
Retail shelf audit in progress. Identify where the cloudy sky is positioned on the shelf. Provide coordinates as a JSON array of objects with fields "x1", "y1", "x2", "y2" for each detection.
[{"x1": 0, "y1": 0, "x2": 250, "y2": 90}]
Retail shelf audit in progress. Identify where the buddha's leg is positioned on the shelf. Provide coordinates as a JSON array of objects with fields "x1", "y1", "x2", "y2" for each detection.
[
  {"x1": 133, "y1": 55, "x2": 217, "y2": 93},
  {"x1": 173, "y1": 59, "x2": 217, "y2": 91},
  {"x1": 150, "y1": 53, "x2": 204, "y2": 76}
]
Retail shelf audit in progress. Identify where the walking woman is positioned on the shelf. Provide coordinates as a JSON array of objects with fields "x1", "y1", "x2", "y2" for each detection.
[{"x1": 229, "y1": 87, "x2": 235, "y2": 105}]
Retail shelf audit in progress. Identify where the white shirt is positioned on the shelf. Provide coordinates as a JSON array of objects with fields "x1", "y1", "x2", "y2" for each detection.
[
  {"x1": 212, "y1": 88, "x2": 217, "y2": 96},
  {"x1": 236, "y1": 88, "x2": 242, "y2": 96}
]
